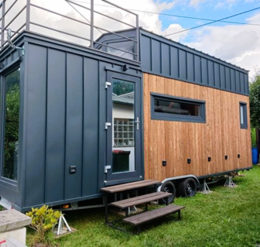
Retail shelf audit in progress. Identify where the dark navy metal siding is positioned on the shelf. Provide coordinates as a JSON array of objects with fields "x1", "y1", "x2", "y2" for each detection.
[
  {"x1": 18, "y1": 33, "x2": 141, "y2": 210},
  {"x1": 0, "y1": 39, "x2": 25, "y2": 210},
  {"x1": 140, "y1": 29, "x2": 249, "y2": 95}
]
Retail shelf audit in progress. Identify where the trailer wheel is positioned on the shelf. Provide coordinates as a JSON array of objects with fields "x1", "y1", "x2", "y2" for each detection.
[
  {"x1": 159, "y1": 181, "x2": 176, "y2": 204},
  {"x1": 178, "y1": 178, "x2": 197, "y2": 197}
]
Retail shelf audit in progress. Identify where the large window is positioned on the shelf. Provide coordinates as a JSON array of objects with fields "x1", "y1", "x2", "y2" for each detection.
[
  {"x1": 2, "y1": 68, "x2": 20, "y2": 180},
  {"x1": 240, "y1": 102, "x2": 248, "y2": 129},
  {"x1": 151, "y1": 93, "x2": 206, "y2": 123}
]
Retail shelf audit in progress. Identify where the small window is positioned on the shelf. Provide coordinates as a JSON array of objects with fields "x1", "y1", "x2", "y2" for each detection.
[
  {"x1": 114, "y1": 119, "x2": 135, "y2": 147},
  {"x1": 151, "y1": 93, "x2": 206, "y2": 123},
  {"x1": 240, "y1": 102, "x2": 247, "y2": 129},
  {"x1": 107, "y1": 41, "x2": 134, "y2": 60}
]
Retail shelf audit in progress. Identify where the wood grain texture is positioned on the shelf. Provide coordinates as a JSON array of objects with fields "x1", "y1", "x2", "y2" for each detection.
[{"x1": 143, "y1": 73, "x2": 252, "y2": 181}]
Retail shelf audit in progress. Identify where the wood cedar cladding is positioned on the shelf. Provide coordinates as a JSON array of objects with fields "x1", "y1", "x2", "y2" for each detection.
[{"x1": 143, "y1": 73, "x2": 252, "y2": 181}]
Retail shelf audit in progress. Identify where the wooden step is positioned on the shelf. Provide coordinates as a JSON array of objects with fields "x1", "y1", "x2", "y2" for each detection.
[
  {"x1": 101, "y1": 179, "x2": 159, "y2": 193},
  {"x1": 111, "y1": 192, "x2": 172, "y2": 209},
  {"x1": 123, "y1": 205, "x2": 185, "y2": 226}
]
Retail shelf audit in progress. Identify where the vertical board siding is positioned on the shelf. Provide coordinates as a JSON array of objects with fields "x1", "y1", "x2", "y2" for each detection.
[
  {"x1": 225, "y1": 67, "x2": 231, "y2": 90},
  {"x1": 141, "y1": 36, "x2": 151, "y2": 71},
  {"x1": 140, "y1": 32, "x2": 249, "y2": 95},
  {"x1": 25, "y1": 45, "x2": 47, "y2": 206},
  {"x1": 170, "y1": 47, "x2": 178, "y2": 78},
  {"x1": 208, "y1": 60, "x2": 214, "y2": 86},
  {"x1": 179, "y1": 50, "x2": 187, "y2": 80},
  {"x1": 201, "y1": 58, "x2": 208, "y2": 84},
  {"x1": 151, "y1": 40, "x2": 160, "y2": 74},
  {"x1": 65, "y1": 53, "x2": 83, "y2": 200},
  {"x1": 143, "y1": 73, "x2": 251, "y2": 181},
  {"x1": 24, "y1": 42, "x2": 136, "y2": 208},
  {"x1": 82, "y1": 57, "x2": 99, "y2": 196},
  {"x1": 45, "y1": 49, "x2": 66, "y2": 203},
  {"x1": 161, "y1": 44, "x2": 170, "y2": 75},
  {"x1": 194, "y1": 55, "x2": 201, "y2": 84},
  {"x1": 187, "y1": 53, "x2": 194, "y2": 82},
  {"x1": 230, "y1": 69, "x2": 235, "y2": 91},
  {"x1": 214, "y1": 63, "x2": 220, "y2": 88}
]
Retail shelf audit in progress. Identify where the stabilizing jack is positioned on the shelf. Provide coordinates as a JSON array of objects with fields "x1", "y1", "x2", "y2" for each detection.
[
  {"x1": 224, "y1": 176, "x2": 236, "y2": 188},
  {"x1": 199, "y1": 179, "x2": 211, "y2": 194},
  {"x1": 54, "y1": 213, "x2": 72, "y2": 236}
]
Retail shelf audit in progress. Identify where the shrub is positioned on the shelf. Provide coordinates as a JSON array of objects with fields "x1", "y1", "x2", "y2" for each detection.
[{"x1": 26, "y1": 205, "x2": 61, "y2": 246}]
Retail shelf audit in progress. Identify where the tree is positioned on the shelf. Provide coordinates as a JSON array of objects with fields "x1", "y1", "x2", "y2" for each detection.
[{"x1": 250, "y1": 72, "x2": 260, "y2": 129}]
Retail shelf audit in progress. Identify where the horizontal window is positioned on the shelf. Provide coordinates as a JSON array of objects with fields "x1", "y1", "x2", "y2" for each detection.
[
  {"x1": 151, "y1": 93, "x2": 206, "y2": 123},
  {"x1": 240, "y1": 102, "x2": 248, "y2": 129}
]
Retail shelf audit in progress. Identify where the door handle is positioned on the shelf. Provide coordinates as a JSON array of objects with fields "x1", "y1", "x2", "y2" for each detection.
[{"x1": 135, "y1": 117, "x2": 140, "y2": 130}]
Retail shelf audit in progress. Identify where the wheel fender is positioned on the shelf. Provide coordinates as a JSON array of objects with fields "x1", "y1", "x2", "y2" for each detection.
[{"x1": 157, "y1": 175, "x2": 200, "y2": 192}]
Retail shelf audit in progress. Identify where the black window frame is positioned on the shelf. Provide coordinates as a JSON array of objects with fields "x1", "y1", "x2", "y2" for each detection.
[
  {"x1": 239, "y1": 102, "x2": 248, "y2": 129},
  {"x1": 151, "y1": 93, "x2": 206, "y2": 123},
  {"x1": 0, "y1": 63, "x2": 21, "y2": 184}
]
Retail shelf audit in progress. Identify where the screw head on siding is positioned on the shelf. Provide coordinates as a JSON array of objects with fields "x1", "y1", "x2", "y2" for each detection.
[
  {"x1": 225, "y1": 155, "x2": 228, "y2": 160},
  {"x1": 208, "y1": 157, "x2": 211, "y2": 162},
  {"x1": 187, "y1": 159, "x2": 191, "y2": 164}
]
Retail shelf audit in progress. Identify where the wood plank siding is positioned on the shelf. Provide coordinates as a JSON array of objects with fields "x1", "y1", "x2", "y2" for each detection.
[{"x1": 143, "y1": 73, "x2": 252, "y2": 181}]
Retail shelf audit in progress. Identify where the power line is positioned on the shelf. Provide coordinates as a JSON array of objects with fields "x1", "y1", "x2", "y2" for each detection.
[
  {"x1": 165, "y1": 6, "x2": 260, "y2": 37},
  {"x1": 72, "y1": 0, "x2": 260, "y2": 27}
]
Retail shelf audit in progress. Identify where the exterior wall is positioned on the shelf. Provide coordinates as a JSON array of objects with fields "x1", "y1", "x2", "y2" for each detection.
[
  {"x1": 0, "y1": 32, "x2": 140, "y2": 211},
  {"x1": 143, "y1": 73, "x2": 252, "y2": 181},
  {"x1": 0, "y1": 35, "x2": 25, "y2": 210},
  {"x1": 140, "y1": 29, "x2": 249, "y2": 96}
]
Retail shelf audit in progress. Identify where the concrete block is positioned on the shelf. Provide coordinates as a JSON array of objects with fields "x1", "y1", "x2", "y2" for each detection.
[
  {"x1": 0, "y1": 210, "x2": 31, "y2": 232},
  {"x1": 0, "y1": 228, "x2": 26, "y2": 245}
]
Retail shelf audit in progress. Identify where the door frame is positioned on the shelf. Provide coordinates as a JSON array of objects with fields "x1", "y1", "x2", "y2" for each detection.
[{"x1": 104, "y1": 70, "x2": 144, "y2": 186}]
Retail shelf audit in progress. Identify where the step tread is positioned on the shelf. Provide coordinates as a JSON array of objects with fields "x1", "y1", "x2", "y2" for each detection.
[
  {"x1": 123, "y1": 205, "x2": 185, "y2": 226},
  {"x1": 101, "y1": 179, "x2": 159, "y2": 193},
  {"x1": 111, "y1": 192, "x2": 172, "y2": 209}
]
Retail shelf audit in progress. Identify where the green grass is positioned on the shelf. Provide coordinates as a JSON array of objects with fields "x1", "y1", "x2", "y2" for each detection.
[{"x1": 27, "y1": 166, "x2": 260, "y2": 247}]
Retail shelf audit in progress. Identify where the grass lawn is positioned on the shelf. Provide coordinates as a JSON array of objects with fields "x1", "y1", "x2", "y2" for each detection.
[{"x1": 27, "y1": 165, "x2": 260, "y2": 247}]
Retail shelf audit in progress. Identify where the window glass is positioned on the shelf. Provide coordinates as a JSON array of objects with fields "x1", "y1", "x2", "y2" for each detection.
[
  {"x1": 107, "y1": 41, "x2": 134, "y2": 60},
  {"x1": 240, "y1": 105, "x2": 244, "y2": 125},
  {"x1": 112, "y1": 79, "x2": 135, "y2": 173},
  {"x1": 240, "y1": 103, "x2": 247, "y2": 129},
  {"x1": 3, "y1": 68, "x2": 20, "y2": 180},
  {"x1": 154, "y1": 98, "x2": 200, "y2": 116},
  {"x1": 151, "y1": 94, "x2": 206, "y2": 123}
]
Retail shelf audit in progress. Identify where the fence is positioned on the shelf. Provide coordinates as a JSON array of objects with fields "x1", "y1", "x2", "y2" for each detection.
[{"x1": 0, "y1": 0, "x2": 140, "y2": 60}]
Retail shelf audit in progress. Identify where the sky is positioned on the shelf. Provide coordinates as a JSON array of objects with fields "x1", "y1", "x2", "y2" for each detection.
[{"x1": 6, "y1": 0, "x2": 260, "y2": 80}]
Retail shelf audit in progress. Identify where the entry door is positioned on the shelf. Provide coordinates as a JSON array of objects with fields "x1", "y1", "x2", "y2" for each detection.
[{"x1": 105, "y1": 71, "x2": 142, "y2": 185}]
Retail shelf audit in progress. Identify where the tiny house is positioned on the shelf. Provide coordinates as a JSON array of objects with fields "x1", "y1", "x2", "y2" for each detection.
[{"x1": 0, "y1": 1, "x2": 252, "y2": 211}]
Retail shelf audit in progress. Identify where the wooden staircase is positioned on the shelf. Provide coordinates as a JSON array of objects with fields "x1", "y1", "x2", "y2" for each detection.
[{"x1": 101, "y1": 179, "x2": 185, "y2": 233}]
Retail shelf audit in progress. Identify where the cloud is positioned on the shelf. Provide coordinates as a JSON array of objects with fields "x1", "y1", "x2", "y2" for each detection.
[
  {"x1": 189, "y1": 0, "x2": 207, "y2": 8},
  {"x1": 185, "y1": 12, "x2": 260, "y2": 78}
]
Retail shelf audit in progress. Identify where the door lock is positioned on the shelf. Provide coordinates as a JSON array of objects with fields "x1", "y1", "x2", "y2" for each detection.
[
  {"x1": 135, "y1": 117, "x2": 140, "y2": 130},
  {"x1": 105, "y1": 165, "x2": 111, "y2": 173}
]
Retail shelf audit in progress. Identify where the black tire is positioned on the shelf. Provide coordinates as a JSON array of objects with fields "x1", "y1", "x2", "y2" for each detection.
[
  {"x1": 159, "y1": 181, "x2": 176, "y2": 204},
  {"x1": 178, "y1": 178, "x2": 197, "y2": 197}
]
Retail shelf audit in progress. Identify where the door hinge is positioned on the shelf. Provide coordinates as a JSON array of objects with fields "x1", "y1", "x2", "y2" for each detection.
[
  {"x1": 105, "y1": 122, "x2": 111, "y2": 130},
  {"x1": 105, "y1": 81, "x2": 111, "y2": 89},
  {"x1": 105, "y1": 165, "x2": 111, "y2": 173}
]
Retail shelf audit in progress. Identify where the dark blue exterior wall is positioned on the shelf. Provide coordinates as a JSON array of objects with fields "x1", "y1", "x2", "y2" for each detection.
[
  {"x1": 0, "y1": 32, "x2": 141, "y2": 211},
  {"x1": 140, "y1": 29, "x2": 249, "y2": 96}
]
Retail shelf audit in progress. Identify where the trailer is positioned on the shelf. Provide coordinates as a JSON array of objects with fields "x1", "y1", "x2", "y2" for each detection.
[{"x1": 0, "y1": 0, "x2": 252, "y2": 212}]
